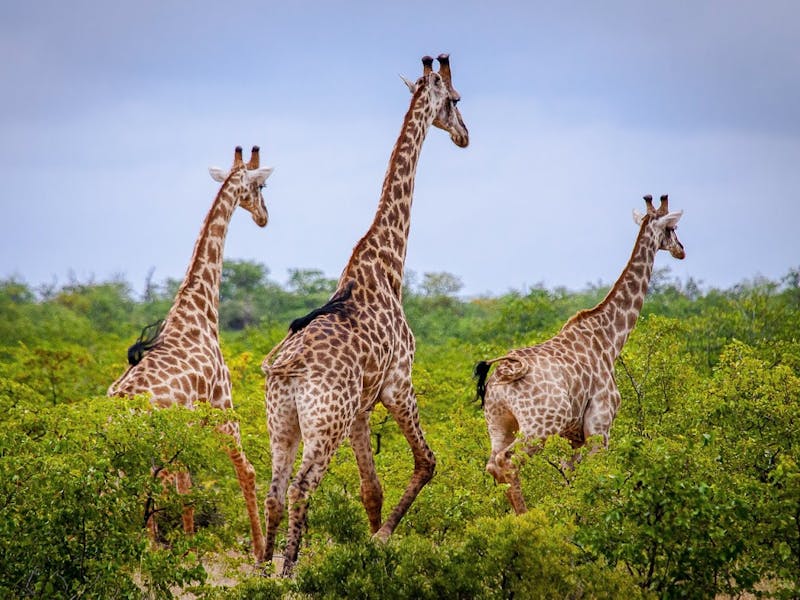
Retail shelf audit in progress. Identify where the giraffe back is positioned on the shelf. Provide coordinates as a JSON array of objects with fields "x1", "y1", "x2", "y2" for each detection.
[
  {"x1": 108, "y1": 318, "x2": 232, "y2": 409},
  {"x1": 267, "y1": 280, "x2": 413, "y2": 409}
]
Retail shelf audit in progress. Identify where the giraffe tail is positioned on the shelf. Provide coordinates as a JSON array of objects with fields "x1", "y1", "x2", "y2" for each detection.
[
  {"x1": 261, "y1": 331, "x2": 292, "y2": 375},
  {"x1": 474, "y1": 355, "x2": 528, "y2": 407},
  {"x1": 473, "y1": 360, "x2": 492, "y2": 407}
]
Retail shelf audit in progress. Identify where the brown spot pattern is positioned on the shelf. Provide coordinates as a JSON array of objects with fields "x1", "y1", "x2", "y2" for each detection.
[
  {"x1": 263, "y1": 61, "x2": 469, "y2": 576},
  {"x1": 107, "y1": 148, "x2": 271, "y2": 562},
  {"x1": 481, "y1": 208, "x2": 685, "y2": 515}
]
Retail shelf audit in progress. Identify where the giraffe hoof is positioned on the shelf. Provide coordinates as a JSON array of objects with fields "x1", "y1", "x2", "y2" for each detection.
[
  {"x1": 372, "y1": 528, "x2": 391, "y2": 543},
  {"x1": 279, "y1": 556, "x2": 295, "y2": 578}
]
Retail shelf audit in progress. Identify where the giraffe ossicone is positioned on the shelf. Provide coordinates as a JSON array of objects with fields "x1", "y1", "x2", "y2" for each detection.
[
  {"x1": 108, "y1": 145, "x2": 273, "y2": 562},
  {"x1": 475, "y1": 194, "x2": 685, "y2": 515},
  {"x1": 262, "y1": 53, "x2": 469, "y2": 577}
]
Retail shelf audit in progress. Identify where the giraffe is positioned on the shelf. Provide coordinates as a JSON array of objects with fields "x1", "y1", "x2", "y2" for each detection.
[
  {"x1": 260, "y1": 54, "x2": 469, "y2": 576},
  {"x1": 108, "y1": 146, "x2": 273, "y2": 561},
  {"x1": 474, "y1": 195, "x2": 685, "y2": 515}
]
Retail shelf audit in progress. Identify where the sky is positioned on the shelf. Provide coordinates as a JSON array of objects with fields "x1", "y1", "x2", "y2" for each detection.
[{"x1": 2, "y1": 1, "x2": 799, "y2": 298}]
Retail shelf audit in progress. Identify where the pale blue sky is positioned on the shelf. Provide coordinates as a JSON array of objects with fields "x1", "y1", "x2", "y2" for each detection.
[{"x1": 2, "y1": 1, "x2": 798, "y2": 297}]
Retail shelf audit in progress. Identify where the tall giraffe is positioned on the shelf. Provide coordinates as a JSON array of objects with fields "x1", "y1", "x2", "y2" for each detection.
[
  {"x1": 261, "y1": 54, "x2": 469, "y2": 575},
  {"x1": 475, "y1": 195, "x2": 685, "y2": 514},
  {"x1": 108, "y1": 146, "x2": 273, "y2": 561}
]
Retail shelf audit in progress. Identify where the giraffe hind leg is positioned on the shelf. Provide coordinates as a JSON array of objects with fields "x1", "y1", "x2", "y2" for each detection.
[
  {"x1": 264, "y1": 429, "x2": 300, "y2": 569},
  {"x1": 281, "y1": 439, "x2": 340, "y2": 576},
  {"x1": 350, "y1": 413, "x2": 383, "y2": 534},
  {"x1": 488, "y1": 438, "x2": 531, "y2": 515},
  {"x1": 374, "y1": 384, "x2": 436, "y2": 541},
  {"x1": 264, "y1": 378, "x2": 302, "y2": 569},
  {"x1": 485, "y1": 404, "x2": 530, "y2": 514}
]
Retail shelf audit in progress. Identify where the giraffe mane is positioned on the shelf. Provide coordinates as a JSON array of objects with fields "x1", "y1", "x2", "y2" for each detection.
[
  {"x1": 127, "y1": 319, "x2": 165, "y2": 366},
  {"x1": 288, "y1": 281, "x2": 355, "y2": 334}
]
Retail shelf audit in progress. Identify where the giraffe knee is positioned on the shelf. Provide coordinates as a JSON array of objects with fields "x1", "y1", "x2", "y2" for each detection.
[
  {"x1": 265, "y1": 495, "x2": 284, "y2": 521},
  {"x1": 287, "y1": 482, "x2": 308, "y2": 510},
  {"x1": 495, "y1": 449, "x2": 514, "y2": 472},
  {"x1": 490, "y1": 447, "x2": 523, "y2": 482},
  {"x1": 486, "y1": 459, "x2": 503, "y2": 483},
  {"x1": 237, "y1": 457, "x2": 256, "y2": 485},
  {"x1": 416, "y1": 450, "x2": 436, "y2": 485},
  {"x1": 175, "y1": 471, "x2": 192, "y2": 495}
]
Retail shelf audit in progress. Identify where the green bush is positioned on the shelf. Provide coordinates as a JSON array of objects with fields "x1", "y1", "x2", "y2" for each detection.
[
  {"x1": 572, "y1": 436, "x2": 757, "y2": 598},
  {"x1": 295, "y1": 510, "x2": 645, "y2": 599},
  {"x1": 0, "y1": 392, "x2": 236, "y2": 598},
  {"x1": 2, "y1": 267, "x2": 799, "y2": 597}
]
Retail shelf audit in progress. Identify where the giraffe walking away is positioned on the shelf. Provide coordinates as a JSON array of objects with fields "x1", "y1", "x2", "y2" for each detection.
[
  {"x1": 475, "y1": 195, "x2": 685, "y2": 515},
  {"x1": 108, "y1": 146, "x2": 273, "y2": 562},
  {"x1": 261, "y1": 54, "x2": 469, "y2": 576}
]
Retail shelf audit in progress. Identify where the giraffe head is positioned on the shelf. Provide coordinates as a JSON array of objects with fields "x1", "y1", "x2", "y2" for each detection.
[
  {"x1": 209, "y1": 146, "x2": 274, "y2": 227},
  {"x1": 633, "y1": 194, "x2": 686, "y2": 259},
  {"x1": 403, "y1": 54, "x2": 469, "y2": 148}
]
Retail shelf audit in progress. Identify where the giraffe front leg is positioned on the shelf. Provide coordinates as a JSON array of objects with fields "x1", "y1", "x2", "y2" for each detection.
[
  {"x1": 175, "y1": 471, "x2": 195, "y2": 534},
  {"x1": 145, "y1": 464, "x2": 181, "y2": 542},
  {"x1": 375, "y1": 382, "x2": 436, "y2": 541},
  {"x1": 217, "y1": 420, "x2": 266, "y2": 563},
  {"x1": 582, "y1": 386, "x2": 620, "y2": 454},
  {"x1": 350, "y1": 413, "x2": 384, "y2": 534}
]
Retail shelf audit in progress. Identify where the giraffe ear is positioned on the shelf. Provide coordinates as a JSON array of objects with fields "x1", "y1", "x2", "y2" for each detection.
[
  {"x1": 209, "y1": 167, "x2": 227, "y2": 182},
  {"x1": 658, "y1": 210, "x2": 684, "y2": 229},
  {"x1": 632, "y1": 209, "x2": 645, "y2": 225},
  {"x1": 400, "y1": 75, "x2": 417, "y2": 94},
  {"x1": 245, "y1": 167, "x2": 275, "y2": 186}
]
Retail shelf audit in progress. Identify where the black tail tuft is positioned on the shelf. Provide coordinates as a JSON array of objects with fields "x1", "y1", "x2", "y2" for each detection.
[
  {"x1": 127, "y1": 319, "x2": 165, "y2": 366},
  {"x1": 289, "y1": 281, "x2": 355, "y2": 334},
  {"x1": 473, "y1": 360, "x2": 492, "y2": 407}
]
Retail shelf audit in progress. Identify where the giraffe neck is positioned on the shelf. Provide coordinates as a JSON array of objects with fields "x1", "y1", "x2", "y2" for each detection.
[
  {"x1": 169, "y1": 182, "x2": 239, "y2": 331},
  {"x1": 566, "y1": 219, "x2": 659, "y2": 357},
  {"x1": 341, "y1": 85, "x2": 435, "y2": 298}
]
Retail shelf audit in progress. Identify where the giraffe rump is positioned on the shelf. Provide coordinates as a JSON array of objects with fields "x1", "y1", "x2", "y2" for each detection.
[
  {"x1": 127, "y1": 319, "x2": 165, "y2": 366},
  {"x1": 288, "y1": 281, "x2": 355, "y2": 334}
]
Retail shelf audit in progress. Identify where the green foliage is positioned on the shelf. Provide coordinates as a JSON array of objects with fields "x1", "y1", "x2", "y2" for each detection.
[
  {"x1": 204, "y1": 577, "x2": 288, "y2": 600},
  {"x1": 4, "y1": 341, "x2": 100, "y2": 404},
  {"x1": 0, "y1": 388, "x2": 240, "y2": 598},
  {"x1": 1, "y1": 267, "x2": 799, "y2": 597},
  {"x1": 417, "y1": 271, "x2": 464, "y2": 297},
  {"x1": 295, "y1": 511, "x2": 645, "y2": 599},
  {"x1": 572, "y1": 437, "x2": 757, "y2": 597},
  {"x1": 615, "y1": 314, "x2": 704, "y2": 439},
  {"x1": 703, "y1": 341, "x2": 800, "y2": 597},
  {"x1": 53, "y1": 279, "x2": 137, "y2": 335}
]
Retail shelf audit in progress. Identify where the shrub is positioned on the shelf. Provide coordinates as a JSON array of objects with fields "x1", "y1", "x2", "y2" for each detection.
[{"x1": 295, "y1": 510, "x2": 644, "y2": 599}]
